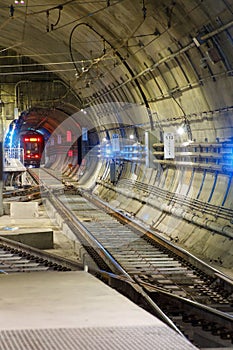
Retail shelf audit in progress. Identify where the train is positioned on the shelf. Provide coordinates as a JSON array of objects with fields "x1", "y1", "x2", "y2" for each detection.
[{"x1": 21, "y1": 131, "x2": 44, "y2": 167}]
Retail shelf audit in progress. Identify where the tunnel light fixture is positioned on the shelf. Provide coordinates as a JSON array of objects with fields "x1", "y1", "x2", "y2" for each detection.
[
  {"x1": 15, "y1": 0, "x2": 24, "y2": 4},
  {"x1": 80, "y1": 108, "x2": 87, "y2": 114},
  {"x1": 129, "y1": 134, "x2": 134, "y2": 140},
  {"x1": 177, "y1": 125, "x2": 185, "y2": 135},
  {"x1": 102, "y1": 137, "x2": 107, "y2": 142},
  {"x1": 177, "y1": 120, "x2": 192, "y2": 139}
]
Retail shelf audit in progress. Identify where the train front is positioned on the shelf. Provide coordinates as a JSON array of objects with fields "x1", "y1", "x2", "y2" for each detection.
[{"x1": 22, "y1": 132, "x2": 44, "y2": 167}]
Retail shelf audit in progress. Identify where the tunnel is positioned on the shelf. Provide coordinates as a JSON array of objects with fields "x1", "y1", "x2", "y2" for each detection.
[{"x1": 0, "y1": 0, "x2": 233, "y2": 271}]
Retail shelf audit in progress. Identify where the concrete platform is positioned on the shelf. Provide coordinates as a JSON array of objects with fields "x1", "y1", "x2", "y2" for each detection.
[
  {"x1": 0, "y1": 206, "x2": 53, "y2": 249},
  {"x1": 0, "y1": 211, "x2": 82, "y2": 262},
  {"x1": 10, "y1": 202, "x2": 39, "y2": 218},
  {"x1": 4, "y1": 158, "x2": 26, "y2": 172},
  {"x1": 0, "y1": 271, "x2": 198, "y2": 350}
]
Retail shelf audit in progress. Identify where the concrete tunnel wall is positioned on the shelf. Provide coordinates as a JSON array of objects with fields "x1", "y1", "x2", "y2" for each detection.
[
  {"x1": 46, "y1": 121, "x2": 233, "y2": 270},
  {"x1": 41, "y1": 96, "x2": 233, "y2": 271}
]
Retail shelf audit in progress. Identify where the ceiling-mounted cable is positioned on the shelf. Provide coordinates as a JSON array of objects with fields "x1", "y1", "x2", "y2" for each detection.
[
  {"x1": 52, "y1": 0, "x2": 124, "y2": 31},
  {"x1": 0, "y1": 58, "x2": 114, "y2": 69},
  {"x1": 0, "y1": 68, "x2": 76, "y2": 76},
  {"x1": 69, "y1": 22, "x2": 154, "y2": 129}
]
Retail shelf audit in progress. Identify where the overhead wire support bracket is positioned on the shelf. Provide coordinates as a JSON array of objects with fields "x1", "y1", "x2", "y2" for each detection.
[
  {"x1": 46, "y1": 5, "x2": 63, "y2": 32},
  {"x1": 51, "y1": 5, "x2": 63, "y2": 31}
]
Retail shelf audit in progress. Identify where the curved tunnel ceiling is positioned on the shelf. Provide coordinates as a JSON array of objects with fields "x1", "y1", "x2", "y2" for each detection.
[
  {"x1": 17, "y1": 108, "x2": 70, "y2": 136},
  {"x1": 0, "y1": 0, "x2": 232, "y2": 138}
]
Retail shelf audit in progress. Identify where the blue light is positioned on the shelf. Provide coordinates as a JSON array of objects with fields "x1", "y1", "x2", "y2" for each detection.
[
  {"x1": 4, "y1": 119, "x2": 20, "y2": 149},
  {"x1": 9, "y1": 124, "x2": 15, "y2": 149}
]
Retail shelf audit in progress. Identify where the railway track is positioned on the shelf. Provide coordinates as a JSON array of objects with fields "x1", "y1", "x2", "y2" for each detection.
[
  {"x1": 3, "y1": 185, "x2": 41, "y2": 201},
  {"x1": 26, "y1": 168, "x2": 233, "y2": 347},
  {"x1": 0, "y1": 235, "x2": 82, "y2": 274}
]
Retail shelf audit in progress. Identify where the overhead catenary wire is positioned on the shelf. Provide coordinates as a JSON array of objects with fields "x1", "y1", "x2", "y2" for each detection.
[
  {"x1": 0, "y1": 50, "x2": 104, "y2": 59},
  {"x1": 0, "y1": 56, "x2": 116, "y2": 69},
  {"x1": 0, "y1": 68, "x2": 77, "y2": 76}
]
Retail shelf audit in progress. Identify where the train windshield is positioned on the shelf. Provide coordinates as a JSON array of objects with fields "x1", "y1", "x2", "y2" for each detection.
[{"x1": 25, "y1": 142, "x2": 39, "y2": 153}]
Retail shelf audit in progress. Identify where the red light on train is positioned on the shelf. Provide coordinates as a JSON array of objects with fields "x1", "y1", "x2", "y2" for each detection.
[{"x1": 23, "y1": 137, "x2": 41, "y2": 142}]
